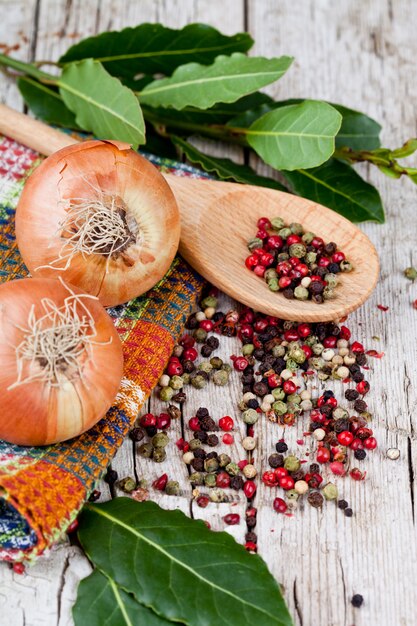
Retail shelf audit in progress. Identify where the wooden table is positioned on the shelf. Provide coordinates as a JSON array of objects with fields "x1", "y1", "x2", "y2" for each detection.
[{"x1": 1, "y1": 1, "x2": 416, "y2": 625}]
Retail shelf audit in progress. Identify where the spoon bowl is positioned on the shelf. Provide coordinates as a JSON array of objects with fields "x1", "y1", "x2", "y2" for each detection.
[{"x1": 0, "y1": 104, "x2": 379, "y2": 322}]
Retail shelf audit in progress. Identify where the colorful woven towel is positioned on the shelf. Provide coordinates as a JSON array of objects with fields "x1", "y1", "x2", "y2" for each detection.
[{"x1": 0, "y1": 135, "x2": 207, "y2": 563}]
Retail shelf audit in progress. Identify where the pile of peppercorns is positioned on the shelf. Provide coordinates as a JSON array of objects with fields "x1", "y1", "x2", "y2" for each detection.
[{"x1": 245, "y1": 216, "x2": 352, "y2": 302}]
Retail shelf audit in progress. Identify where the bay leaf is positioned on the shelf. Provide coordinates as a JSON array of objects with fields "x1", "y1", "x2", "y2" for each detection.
[
  {"x1": 59, "y1": 23, "x2": 253, "y2": 77},
  {"x1": 246, "y1": 100, "x2": 342, "y2": 170},
  {"x1": 17, "y1": 76, "x2": 79, "y2": 129},
  {"x1": 282, "y1": 158, "x2": 385, "y2": 222},
  {"x1": 78, "y1": 499, "x2": 293, "y2": 626},
  {"x1": 140, "y1": 53, "x2": 293, "y2": 110},
  {"x1": 58, "y1": 59, "x2": 145, "y2": 147}
]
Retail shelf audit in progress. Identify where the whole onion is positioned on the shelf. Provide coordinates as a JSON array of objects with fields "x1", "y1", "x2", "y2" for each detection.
[
  {"x1": 0, "y1": 277, "x2": 124, "y2": 445},
  {"x1": 16, "y1": 140, "x2": 180, "y2": 307}
]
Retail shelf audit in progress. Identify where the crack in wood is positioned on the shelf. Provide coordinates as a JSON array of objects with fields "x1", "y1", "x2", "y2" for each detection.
[
  {"x1": 407, "y1": 436, "x2": 415, "y2": 525},
  {"x1": 293, "y1": 579, "x2": 303, "y2": 626},
  {"x1": 56, "y1": 553, "x2": 70, "y2": 624},
  {"x1": 338, "y1": 556, "x2": 347, "y2": 626}
]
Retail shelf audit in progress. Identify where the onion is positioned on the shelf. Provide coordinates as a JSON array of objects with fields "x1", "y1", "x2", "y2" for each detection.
[
  {"x1": 0, "y1": 277, "x2": 124, "y2": 446},
  {"x1": 16, "y1": 140, "x2": 180, "y2": 307}
]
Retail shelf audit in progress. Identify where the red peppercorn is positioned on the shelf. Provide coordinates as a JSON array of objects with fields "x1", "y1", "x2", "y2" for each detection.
[
  {"x1": 310, "y1": 274, "x2": 322, "y2": 282},
  {"x1": 140, "y1": 413, "x2": 157, "y2": 428},
  {"x1": 351, "y1": 341, "x2": 365, "y2": 353},
  {"x1": 350, "y1": 438, "x2": 364, "y2": 451},
  {"x1": 318, "y1": 256, "x2": 331, "y2": 267},
  {"x1": 326, "y1": 397, "x2": 338, "y2": 408},
  {"x1": 245, "y1": 541, "x2": 257, "y2": 552},
  {"x1": 216, "y1": 472, "x2": 231, "y2": 488},
  {"x1": 337, "y1": 431, "x2": 354, "y2": 446},
  {"x1": 232, "y1": 356, "x2": 249, "y2": 371},
  {"x1": 222, "y1": 433, "x2": 234, "y2": 445},
  {"x1": 257, "y1": 216, "x2": 272, "y2": 230},
  {"x1": 298, "y1": 323, "x2": 312, "y2": 337},
  {"x1": 279, "y1": 476, "x2": 295, "y2": 490},
  {"x1": 339, "y1": 325, "x2": 351, "y2": 340},
  {"x1": 219, "y1": 416, "x2": 234, "y2": 431},
  {"x1": 267, "y1": 373, "x2": 281, "y2": 388},
  {"x1": 238, "y1": 459, "x2": 248, "y2": 470},
  {"x1": 310, "y1": 409, "x2": 326, "y2": 424},
  {"x1": 273, "y1": 497, "x2": 288, "y2": 513},
  {"x1": 262, "y1": 471, "x2": 277, "y2": 487},
  {"x1": 189, "y1": 416, "x2": 200, "y2": 431},
  {"x1": 284, "y1": 329, "x2": 299, "y2": 342},
  {"x1": 254, "y1": 318, "x2": 269, "y2": 333},
  {"x1": 316, "y1": 447, "x2": 331, "y2": 464},
  {"x1": 286, "y1": 234, "x2": 302, "y2": 246},
  {"x1": 329, "y1": 461, "x2": 346, "y2": 476},
  {"x1": 238, "y1": 323, "x2": 254, "y2": 340},
  {"x1": 296, "y1": 263, "x2": 309, "y2": 277},
  {"x1": 266, "y1": 235, "x2": 283, "y2": 250},
  {"x1": 244, "y1": 480, "x2": 257, "y2": 499},
  {"x1": 273, "y1": 467, "x2": 288, "y2": 480},
  {"x1": 323, "y1": 336, "x2": 337, "y2": 348},
  {"x1": 332, "y1": 251, "x2": 345, "y2": 263},
  {"x1": 199, "y1": 319, "x2": 214, "y2": 332},
  {"x1": 278, "y1": 276, "x2": 292, "y2": 289},
  {"x1": 259, "y1": 252, "x2": 275, "y2": 267},
  {"x1": 350, "y1": 468, "x2": 366, "y2": 481},
  {"x1": 153, "y1": 474, "x2": 168, "y2": 491},
  {"x1": 12, "y1": 563, "x2": 25, "y2": 575},
  {"x1": 183, "y1": 347, "x2": 198, "y2": 361},
  {"x1": 301, "y1": 344, "x2": 313, "y2": 359},
  {"x1": 364, "y1": 436, "x2": 377, "y2": 450},
  {"x1": 245, "y1": 254, "x2": 258, "y2": 270},
  {"x1": 197, "y1": 495, "x2": 210, "y2": 508},
  {"x1": 179, "y1": 333, "x2": 195, "y2": 348},
  {"x1": 256, "y1": 229, "x2": 269, "y2": 240},
  {"x1": 157, "y1": 413, "x2": 171, "y2": 430},
  {"x1": 253, "y1": 265, "x2": 266, "y2": 277},
  {"x1": 311, "y1": 236, "x2": 324, "y2": 249},
  {"x1": 277, "y1": 261, "x2": 292, "y2": 276},
  {"x1": 223, "y1": 513, "x2": 240, "y2": 525},
  {"x1": 176, "y1": 438, "x2": 187, "y2": 450},
  {"x1": 283, "y1": 379, "x2": 297, "y2": 395},
  {"x1": 67, "y1": 519, "x2": 79, "y2": 533},
  {"x1": 166, "y1": 360, "x2": 183, "y2": 376},
  {"x1": 356, "y1": 380, "x2": 370, "y2": 395},
  {"x1": 356, "y1": 427, "x2": 373, "y2": 440},
  {"x1": 247, "y1": 425, "x2": 255, "y2": 437},
  {"x1": 306, "y1": 472, "x2": 323, "y2": 488},
  {"x1": 246, "y1": 507, "x2": 257, "y2": 518}
]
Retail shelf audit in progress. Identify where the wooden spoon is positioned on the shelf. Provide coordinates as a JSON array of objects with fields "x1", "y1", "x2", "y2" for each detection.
[{"x1": 0, "y1": 104, "x2": 379, "y2": 322}]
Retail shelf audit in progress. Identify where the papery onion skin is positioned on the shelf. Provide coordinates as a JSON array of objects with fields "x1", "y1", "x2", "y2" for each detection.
[
  {"x1": 16, "y1": 140, "x2": 180, "y2": 307},
  {"x1": 0, "y1": 277, "x2": 124, "y2": 446}
]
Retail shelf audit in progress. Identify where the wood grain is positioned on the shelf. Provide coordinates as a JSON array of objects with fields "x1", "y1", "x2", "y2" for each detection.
[
  {"x1": 0, "y1": 2, "x2": 416, "y2": 626},
  {"x1": 0, "y1": 105, "x2": 379, "y2": 321}
]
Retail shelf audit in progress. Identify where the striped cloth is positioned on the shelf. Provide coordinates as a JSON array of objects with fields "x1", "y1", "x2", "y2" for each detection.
[{"x1": 0, "y1": 135, "x2": 206, "y2": 562}]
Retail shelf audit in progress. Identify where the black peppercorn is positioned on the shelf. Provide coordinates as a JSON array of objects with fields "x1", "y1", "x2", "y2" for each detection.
[
  {"x1": 344, "y1": 507, "x2": 353, "y2": 517},
  {"x1": 206, "y1": 451, "x2": 218, "y2": 460},
  {"x1": 196, "y1": 407, "x2": 209, "y2": 418},
  {"x1": 309, "y1": 463, "x2": 320, "y2": 473},
  {"x1": 334, "y1": 419, "x2": 350, "y2": 433},
  {"x1": 327, "y1": 262, "x2": 340, "y2": 273},
  {"x1": 201, "y1": 345, "x2": 213, "y2": 357},
  {"x1": 352, "y1": 371, "x2": 364, "y2": 383},
  {"x1": 282, "y1": 287, "x2": 294, "y2": 299},
  {"x1": 308, "y1": 491, "x2": 324, "y2": 508},
  {"x1": 193, "y1": 448, "x2": 206, "y2": 459},
  {"x1": 207, "y1": 434, "x2": 219, "y2": 447},
  {"x1": 354, "y1": 449, "x2": 367, "y2": 460},
  {"x1": 191, "y1": 458, "x2": 204, "y2": 472},
  {"x1": 212, "y1": 312, "x2": 224, "y2": 323},
  {"x1": 355, "y1": 353, "x2": 367, "y2": 366},
  {"x1": 324, "y1": 242, "x2": 337, "y2": 255},
  {"x1": 230, "y1": 475, "x2": 244, "y2": 490},
  {"x1": 291, "y1": 470, "x2": 305, "y2": 482},
  {"x1": 354, "y1": 399, "x2": 368, "y2": 413},
  {"x1": 312, "y1": 293, "x2": 324, "y2": 304},
  {"x1": 276, "y1": 441, "x2": 288, "y2": 453},
  {"x1": 268, "y1": 453, "x2": 284, "y2": 468},
  {"x1": 246, "y1": 516, "x2": 257, "y2": 528},
  {"x1": 247, "y1": 399, "x2": 259, "y2": 409},
  {"x1": 206, "y1": 336, "x2": 220, "y2": 349},
  {"x1": 172, "y1": 391, "x2": 186, "y2": 404},
  {"x1": 253, "y1": 349, "x2": 265, "y2": 360},
  {"x1": 199, "y1": 416, "x2": 216, "y2": 431},
  {"x1": 253, "y1": 382, "x2": 269, "y2": 396},
  {"x1": 345, "y1": 389, "x2": 359, "y2": 401},
  {"x1": 185, "y1": 314, "x2": 199, "y2": 329},
  {"x1": 104, "y1": 468, "x2": 118, "y2": 485},
  {"x1": 310, "y1": 281, "x2": 324, "y2": 294},
  {"x1": 245, "y1": 531, "x2": 258, "y2": 543},
  {"x1": 182, "y1": 360, "x2": 195, "y2": 373},
  {"x1": 195, "y1": 430, "x2": 208, "y2": 443},
  {"x1": 351, "y1": 594, "x2": 364, "y2": 608},
  {"x1": 129, "y1": 427, "x2": 145, "y2": 442},
  {"x1": 145, "y1": 425, "x2": 158, "y2": 437},
  {"x1": 337, "y1": 499, "x2": 348, "y2": 510}
]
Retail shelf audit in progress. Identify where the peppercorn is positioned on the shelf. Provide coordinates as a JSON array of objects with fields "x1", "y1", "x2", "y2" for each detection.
[
  {"x1": 152, "y1": 432, "x2": 169, "y2": 448},
  {"x1": 201, "y1": 345, "x2": 213, "y2": 358},
  {"x1": 291, "y1": 470, "x2": 305, "y2": 482},
  {"x1": 354, "y1": 399, "x2": 368, "y2": 413},
  {"x1": 210, "y1": 356, "x2": 223, "y2": 369},
  {"x1": 242, "y1": 409, "x2": 259, "y2": 425},
  {"x1": 230, "y1": 475, "x2": 244, "y2": 490},
  {"x1": 138, "y1": 443, "x2": 153, "y2": 458},
  {"x1": 354, "y1": 449, "x2": 367, "y2": 460},
  {"x1": 129, "y1": 427, "x2": 145, "y2": 442},
  {"x1": 225, "y1": 462, "x2": 240, "y2": 476},
  {"x1": 243, "y1": 464, "x2": 257, "y2": 479},
  {"x1": 284, "y1": 455, "x2": 301, "y2": 472},
  {"x1": 204, "y1": 473, "x2": 217, "y2": 488},
  {"x1": 213, "y1": 370, "x2": 229, "y2": 385},
  {"x1": 165, "y1": 481, "x2": 180, "y2": 496},
  {"x1": 269, "y1": 453, "x2": 284, "y2": 468},
  {"x1": 276, "y1": 441, "x2": 288, "y2": 453},
  {"x1": 199, "y1": 415, "x2": 216, "y2": 431},
  {"x1": 207, "y1": 434, "x2": 219, "y2": 447},
  {"x1": 245, "y1": 531, "x2": 257, "y2": 543},
  {"x1": 351, "y1": 594, "x2": 364, "y2": 608},
  {"x1": 195, "y1": 430, "x2": 208, "y2": 443},
  {"x1": 193, "y1": 448, "x2": 206, "y2": 459},
  {"x1": 308, "y1": 491, "x2": 324, "y2": 508},
  {"x1": 189, "y1": 472, "x2": 204, "y2": 485},
  {"x1": 337, "y1": 499, "x2": 348, "y2": 509},
  {"x1": 247, "y1": 515, "x2": 257, "y2": 528},
  {"x1": 344, "y1": 508, "x2": 353, "y2": 517},
  {"x1": 160, "y1": 386, "x2": 174, "y2": 402},
  {"x1": 209, "y1": 488, "x2": 227, "y2": 503},
  {"x1": 117, "y1": 477, "x2": 136, "y2": 493},
  {"x1": 206, "y1": 451, "x2": 218, "y2": 460},
  {"x1": 204, "y1": 457, "x2": 219, "y2": 473},
  {"x1": 152, "y1": 448, "x2": 167, "y2": 463},
  {"x1": 218, "y1": 453, "x2": 231, "y2": 467},
  {"x1": 323, "y1": 483, "x2": 338, "y2": 500},
  {"x1": 146, "y1": 425, "x2": 158, "y2": 437},
  {"x1": 191, "y1": 458, "x2": 204, "y2": 472},
  {"x1": 404, "y1": 266, "x2": 417, "y2": 280}
]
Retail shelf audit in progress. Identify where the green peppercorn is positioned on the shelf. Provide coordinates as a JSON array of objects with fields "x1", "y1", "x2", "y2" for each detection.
[
  {"x1": 265, "y1": 268, "x2": 278, "y2": 281},
  {"x1": 285, "y1": 358, "x2": 298, "y2": 370},
  {"x1": 138, "y1": 443, "x2": 153, "y2": 458},
  {"x1": 272, "y1": 344, "x2": 286, "y2": 357},
  {"x1": 189, "y1": 472, "x2": 204, "y2": 485},
  {"x1": 201, "y1": 295, "x2": 218, "y2": 309},
  {"x1": 277, "y1": 252, "x2": 289, "y2": 263},
  {"x1": 212, "y1": 370, "x2": 229, "y2": 386},
  {"x1": 152, "y1": 432, "x2": 169, "y2": 448},
  {"x1": 267, "y1": 278, "x2": 280, "y2": 292},
  {"x1": 273, "y1": 400, "x2": 287, "y2": 415},
  {"x1": 287, "y1": 393, "x2": 301, "y2": 404},
  {"x1": 199, "y1": 361, "x2": 213, "y2": 373},
  {"x1": 221, "y1": 363, "x2": 232, "y2": 373},
  {"x1": 290, "y1": 222, "x2": 304, "y2": 235},
  {"x1": 193, "y1": 328, "x2": 208, "y2": 343},
  {"x1": 137, "y1": 478, "x2": 148, "y2": 489},
  {"x1": 209, "y1": 488, "x2": 227, "y2": 502},
  {"x1": 323, "y1": 286, "x2": 334, "y2": 299},
  {"x1": 210, "y1": 356, "x2": 223, "y2": 369},
  {"x1": 404, "y1": 266, "x2": 417, "y2": 280},
  {"x1": 159, "y1": 386, "x2": 174, "y2": 402},
  {"x1": 242, "y1": 409, "x2": 259, "y2": 424},
  {"x1": 247, "y1": 237, "x2": 264, "y2": 251},
  {"x1": 294, "y1": 285, "x2": 309, "y2": 300},
  {"x1": 272, "y1": 387, "x2": 286, "y2": 400},
  {"x1": 218, "y1": 453, "x2": 231, "y2": 468},
  {"x1": 288, "y1": 347, "x2": 306, "y2": 364},
  {"x1": 117, "y1": 477, "x2": 136, "y2": 493},
  {"x1": 191, "y1": 374, "x2": 208, "y2": 389},
  {"x1": 238, "y1": 400, "x2": 248, "y2": 411},
  {"x1": 204, "y1": 457, "x2": 219, "y2": 473},
  {"x1": 204, "y1": 473, "x2": 217, "y2": 488},
  {"x1": 181, "y1": 373, "x2": 191, "y2": 385},
  {"x1": 305, "y1": 251, "x2": 317, "y2": 265},
  {"x1": 189, "y1": 438, "x2": 203, "y2": 451},
  {"x1": 271, "y1": 216, "x2": 285, "y2": 230},
  {"x1": 152, "y1": 447, "x2": 167, "y2": 463},
  {"x1": 279, "y1": 227, "x2": 292, "y2": 239},
  {"x1": 165, "y1": 480, "x2": 180, "y2": 496},
  {"x1": 286, "y1": 489, "x2": 299, "y2": 501},
  {"x1": 304, "y1": 334, "x2": 319, "y2": 347},
  {"x1": 242, "y1": 343, "x2": 254, "y2": 356},
  {"x1": 312, "y1": 343, "x2": 324, "y2": 355},
  {"x1": 302, "y1": 232, "x2": 315, "y2": 245},
  {"x1": 289, "y1": 243, "x2": 307, "y2": 258},
  {"x1": 324, "y1": 273, "x2": 338, "y2": 288},
  {"x1": 323, "y1": 483, "x2": 338, "y2": 500},
  {"x1": 225, "y1": 462, "x2": 240, "y2": 476},
  {"x1": 284, "y1": 455, "x2": 301, "y2": 472},
  {"x1": 340, "y1": 260, "x2": 353, "y2": 272},
  {"x1": 169, "y1": 375, "x2": 184, "y2": 390}
]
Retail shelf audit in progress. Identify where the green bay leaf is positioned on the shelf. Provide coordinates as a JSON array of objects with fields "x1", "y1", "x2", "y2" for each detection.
[
  {"x1": 245, "y1": 100, "x2": 342, "y2": 170},
  {"x1": 282, "y1": 158, "x2": 385, "y2": 222},
  {"x1": 78, "y1": 499, "x2": 293, "y2": 626},
  {"x1": 59, "y1": 23, "x2": 253, "y2": 77},
  {"x1": 140, "y1": 53, "x2": 293, "y2": 110},
  {"x1": 73, "y1": 569, "x2": 172, "y2": 626},
  {"x1": 17, "y1": 76, "x2": 79, "y2": 128},
  {"x1": 172, "y1": 135, "x2": 286, "y2": 190},
  {"x1": 58, "y1": 59, "x2": 145, "y2": 147}
]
